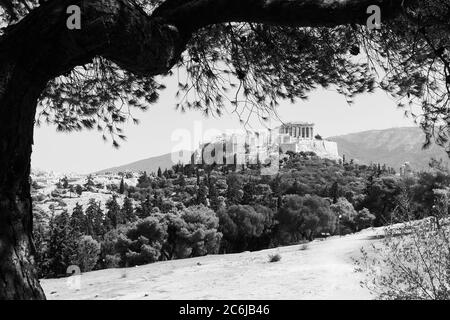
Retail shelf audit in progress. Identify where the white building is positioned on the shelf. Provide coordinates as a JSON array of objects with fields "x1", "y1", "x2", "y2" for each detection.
[
  {"x1": 191, "y1": 122, "x2": 340, "y2": 166},
  {"x1": 277, "y1": 123, "x2": 340, "y2": 160},
  {"x1": 278, "y1": 122, "x2": 315, "y2": 140}
]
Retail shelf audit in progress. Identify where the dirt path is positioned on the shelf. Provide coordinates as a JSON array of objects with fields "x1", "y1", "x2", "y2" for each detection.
[{"x1": 41, "y1": 228, "x2": 379, "y2": 300}]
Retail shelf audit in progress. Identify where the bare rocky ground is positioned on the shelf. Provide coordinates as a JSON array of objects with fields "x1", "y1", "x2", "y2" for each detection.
[{"x1": 41, "y1": 227, "x2": 381, "y2": 300}]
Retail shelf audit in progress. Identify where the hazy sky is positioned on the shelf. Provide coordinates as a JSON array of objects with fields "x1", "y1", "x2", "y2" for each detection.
[{"x1": 32, "y1": 76, "x2": 418, "y2": 174}]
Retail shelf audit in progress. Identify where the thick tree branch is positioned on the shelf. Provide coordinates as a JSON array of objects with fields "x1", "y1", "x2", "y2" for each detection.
[
  {"x1": 154, "y1": 0, "x2": 416, "y2": 34},
  {"x1": 0, "y1": 0, "x2": 417, "y2": 84},
  {"x1": 0, "y1": 0, "x2": 186, "y2": 82}
]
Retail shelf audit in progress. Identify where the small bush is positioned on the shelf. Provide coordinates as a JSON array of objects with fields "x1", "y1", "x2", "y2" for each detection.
[
  {"x1": 299, "y1": 243, "x2": 309, "y2": 251},
  {"x1": 104, "y1": 254, "x2": 121, "y2": 269},
  {"x1": 268, "y1": 253, "x2": 281, "y2": 263}
]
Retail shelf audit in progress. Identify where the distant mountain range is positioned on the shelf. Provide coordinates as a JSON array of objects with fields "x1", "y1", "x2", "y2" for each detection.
[
  {"x1": 95, "y1": 127, "x2": 450, "y2": 174},
  {"x1": 95, "y1": 150, "x2": 192, "y2": 174},
  {"x1": 328, "y1": 127, "x2": 450, "y2": 171}
]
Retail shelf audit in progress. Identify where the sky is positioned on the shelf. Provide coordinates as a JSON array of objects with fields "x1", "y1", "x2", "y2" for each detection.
[{"x1": 31, "y1": 75, "x2": 418, "y2": 174}]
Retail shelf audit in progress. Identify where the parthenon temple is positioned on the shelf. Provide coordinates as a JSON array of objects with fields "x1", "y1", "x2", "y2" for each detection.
[
  {"x1": 190, "y1": 120, "x2": 340, "y2": 166},
  {"x1": 279, "y1": 122, "x2": 315, "y2": 140}
]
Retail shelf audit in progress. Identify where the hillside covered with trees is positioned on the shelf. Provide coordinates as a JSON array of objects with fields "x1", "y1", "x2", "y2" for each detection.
[{"x1": 31, "y1": 152, "x2": 450, "y2": 278}]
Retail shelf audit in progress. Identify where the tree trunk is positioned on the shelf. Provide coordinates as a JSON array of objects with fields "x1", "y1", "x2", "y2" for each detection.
[
  {"x1": 0, "y1": 0, "x2": 187, "y2": 299},
  {"x1": 0, "y1": 58, "x2": 47, "y2": 300}
]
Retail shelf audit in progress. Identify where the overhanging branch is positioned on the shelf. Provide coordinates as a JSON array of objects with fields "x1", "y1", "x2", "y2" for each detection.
[
  {"x1": 0, "y1": 0, "x2": 186, "y2": 81},
  {"x1": 154, "y1": 0, "x2": 416, "y2": 34},
  {"x1": 0, "y1": 0, "x2": 417, "y2": 85}
]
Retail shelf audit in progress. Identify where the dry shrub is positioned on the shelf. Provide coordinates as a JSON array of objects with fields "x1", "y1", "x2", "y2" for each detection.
[
  {"x1": 268, "y1": 253, "x2": 282, "y2": 263},
  {"x1": 356, "y1": 189, "x2": 450, "y2": 300}
]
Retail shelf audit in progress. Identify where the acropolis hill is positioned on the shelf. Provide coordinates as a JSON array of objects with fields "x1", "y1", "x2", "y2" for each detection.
[{"x1": 193, "y1": 122, "x2": 340, "y2": 165}]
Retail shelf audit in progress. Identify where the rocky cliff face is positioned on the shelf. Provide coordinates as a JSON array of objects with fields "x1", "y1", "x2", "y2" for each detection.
[
  {"x1": 297, "y1": 140, "x2": 340, "y2": 160},
  {"x1": 279, "y1": 139, "x2": 340, "y2": 161}
]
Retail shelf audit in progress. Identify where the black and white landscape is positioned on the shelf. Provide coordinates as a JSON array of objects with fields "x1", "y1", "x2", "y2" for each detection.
[{"x1": 1, "y1": 0, "x2": 450, "y2": 302}]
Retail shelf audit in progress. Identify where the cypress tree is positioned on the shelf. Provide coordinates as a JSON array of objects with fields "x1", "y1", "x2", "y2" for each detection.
[
  {"x1": 330, "y1": 182, "x2": 339, "y2": 204},
  {"x1": 137, "y1": 194, "x2": 152, "y2": 219},
  {"x1": 70, "y1": 202, "x2": 86, "y2": 236},
  {"x1": 105, "y1": 195, "x2": 121, "y2": 229},
  {"x1": 47, "y1": 210, "x2": 73, "y2": 276},
  {"x1": 85, "y1": 199, "x2": 105, "y2": 239},
  {"x1": 197, "y1": 177, "x2": 209, "y2": 206},
  {"x1": 209, "y1": 182, "x2": 221, "y2": 211},
  {"x1": 121, "y1": 196, "x2": 136, "y2": 223},
  {"x1": 119, "y1": 177, "x2": 125, "y2": 194}
]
